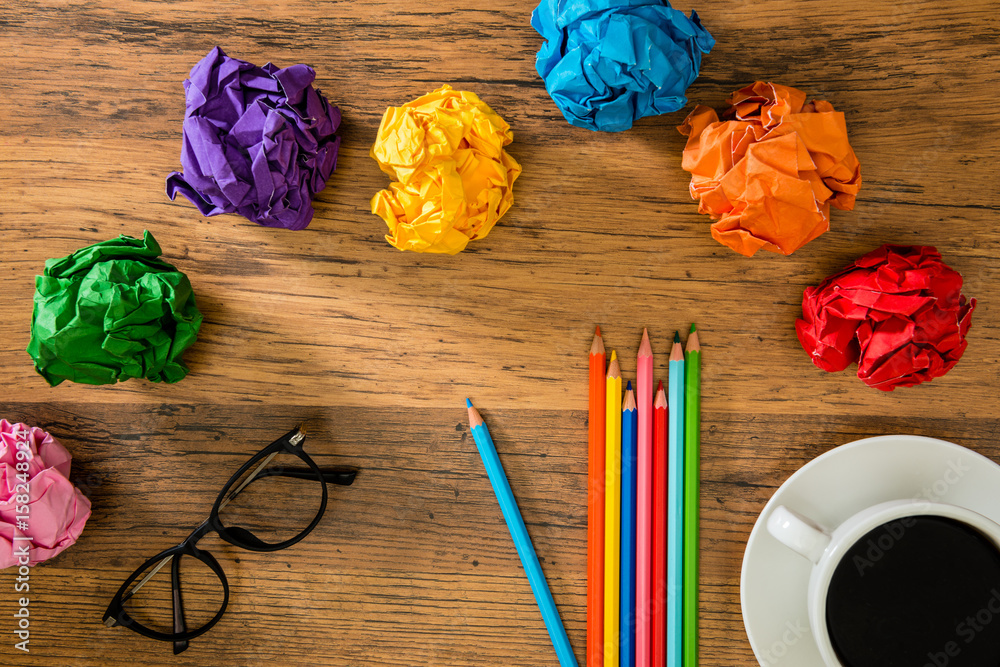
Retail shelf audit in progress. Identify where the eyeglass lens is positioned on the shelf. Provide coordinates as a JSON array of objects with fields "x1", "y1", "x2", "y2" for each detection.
[
  {"x1": 216, "y1": 448, "x2": 326, "y2": 545},
  {"x1": 122, "y1": 553, "x2": 225, "y2": 635}
]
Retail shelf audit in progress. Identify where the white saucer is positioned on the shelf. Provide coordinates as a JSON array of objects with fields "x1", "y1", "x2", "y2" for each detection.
[{"x1": 741, "y1": 435, "x2": 1000, "y2": 667}]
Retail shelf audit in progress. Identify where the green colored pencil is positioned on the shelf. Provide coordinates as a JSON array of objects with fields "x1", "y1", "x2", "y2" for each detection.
[{"x1": 683, "y1": 324, "x2": 701, "y2": 667}]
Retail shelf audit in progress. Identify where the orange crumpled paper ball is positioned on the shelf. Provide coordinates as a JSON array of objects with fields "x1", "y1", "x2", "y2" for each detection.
[
  {"x1": 678, "y1": 82, "x2": 862, "y2": 257},
  {"x1": 370, "y1": 85, "x2": 522, "y2": 254}
]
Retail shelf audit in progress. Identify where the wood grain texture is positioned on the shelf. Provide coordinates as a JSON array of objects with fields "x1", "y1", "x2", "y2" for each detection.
[{"x1": 1, "y1": 0, "x2": 999, "y2": 664}]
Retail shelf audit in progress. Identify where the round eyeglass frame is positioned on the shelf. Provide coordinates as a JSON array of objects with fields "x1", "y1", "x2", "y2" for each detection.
[{"x1": 103, "y1": 427, "x2": 356, "y2": 650}]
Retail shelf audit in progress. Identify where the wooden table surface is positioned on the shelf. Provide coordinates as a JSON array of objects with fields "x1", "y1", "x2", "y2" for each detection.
[{"x1": 2, "y1": 1, "x2": 999, "y2": 665}]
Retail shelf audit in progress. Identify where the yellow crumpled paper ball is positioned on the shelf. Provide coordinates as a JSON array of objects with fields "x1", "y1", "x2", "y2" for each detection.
[{"x1": 370, "y1": 85, "x2": 522, "y2": 254}]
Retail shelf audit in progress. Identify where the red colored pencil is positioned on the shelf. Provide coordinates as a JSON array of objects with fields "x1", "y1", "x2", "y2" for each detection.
[
  {"x1": 652, "y1": 382, "x2": 668, "y2": 667},
  {"x1": 588, "y1": 326, "x2": 606, "y2": 667}
]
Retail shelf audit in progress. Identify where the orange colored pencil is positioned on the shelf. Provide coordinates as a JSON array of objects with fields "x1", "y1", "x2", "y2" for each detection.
[
  {"x1": 588, "y1": 326, "x2": 607, "y2": 667},
  {"x1": 652, "y1": 382, "x2": 668, "y2": 666}
]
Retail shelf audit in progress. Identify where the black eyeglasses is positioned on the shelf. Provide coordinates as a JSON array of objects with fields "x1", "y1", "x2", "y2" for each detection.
[{"x1": 103, "y1": 426, "x2": 358, "y2": 654}]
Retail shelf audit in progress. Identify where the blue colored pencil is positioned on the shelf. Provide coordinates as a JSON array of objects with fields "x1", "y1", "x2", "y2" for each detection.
[
  {"x1": 620, "y1": 383, "x2": 638, "y2": 667},
  {"x1": 667, "y1": 333, "x2": 686, "y2": 667},
  {"x1": 466, "y1": 399, "x2": 578, "y2": 667}
]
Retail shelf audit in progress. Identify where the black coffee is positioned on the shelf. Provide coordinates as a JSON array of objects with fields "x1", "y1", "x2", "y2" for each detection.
[{"x1": 826, "y1": 515, "x2": 1000, "y2": 667}]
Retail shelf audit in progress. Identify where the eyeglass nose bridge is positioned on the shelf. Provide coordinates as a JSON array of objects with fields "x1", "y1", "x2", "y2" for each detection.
[{"x1": 184, "y1": 517, "x2": 217, "y2": 546}]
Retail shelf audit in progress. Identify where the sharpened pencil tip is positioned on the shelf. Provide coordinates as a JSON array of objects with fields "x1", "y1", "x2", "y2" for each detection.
[
  {"x1": 691, "y1": 323, "x2": 697, "y2": 333},
  {"x1": 466, "y1": 398, "x2": 472, "y2": 408},
  {"x1": 674, "y1": 331, "x2": 681, "y2": 343},
  {"x1": 638, "y1": 328, "x2": 652, "y2": 357},
  {"x1": 686, "y1": 327, "x2": 701, "y2": 354},
  {"x1": 610, "y1": 349, "x2": 617, "y2": 361},
  {"x1": 595, "y1": 325, "x2": 601, "y2": 336},
  {"x1": 654, "y1": 383, "x2": 667, "y2": 408},
  {"x1": 591, "y1": 327, "x2": 606, "y2": 355},
  {"x1": 657, "y1": 379, "x2": 663, "y2": 391},
  {"x1": 626, "y1": 380, "x2": 632, "y2": 391}
]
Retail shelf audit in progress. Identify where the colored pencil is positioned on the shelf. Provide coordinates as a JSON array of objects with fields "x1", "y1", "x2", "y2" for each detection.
[
  {"x1": 652, "y1": 381, "x2": 668, "y2": 667},
  {"x1": 667, "y1": 333, "x2": 686, "y2": 667},
  {"x1": 636, "y1": 328, "x2": 654, "y2": 666},
  {"x1": 620, "y1": 384, "x2": 638, "y2": 667},
  {"x1": 683, "y1": 326, "x2": 701, "y2": 667},
  {"x1": 603, "y1": 351, "x2": 622, "y2": 667},
  {"x1": 588, "y1": 327, "x2": 607, "y2": 667},
  {"x1": 466, "y1": 399, "x2": 578, "y2": 667}
]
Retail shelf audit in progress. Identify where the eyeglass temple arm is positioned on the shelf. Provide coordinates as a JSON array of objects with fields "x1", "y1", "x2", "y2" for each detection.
[
  {"x1": 171, "y1": 555, "x2": 189, "y2": 655},
  {"x1": 251, "y1": 466, "x2": 359, "y2": 486},
  {"x1": 219, "y1": 461, "x2": 358, "y2": 512},
  {"x1": 112, "y1": 552, "x2": 174, "y2": 615}
]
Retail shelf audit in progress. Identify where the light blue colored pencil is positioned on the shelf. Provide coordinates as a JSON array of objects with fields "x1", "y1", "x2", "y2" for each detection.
[
  {"x1": 668, "y1": 333, "x2": 686, "y2": 667},
  {"x1": 466, "y1": 399, "x2": 578, "y2": 667},
  {"x1": 620, "y1": 383, "x2": 638, "y2": 667}
]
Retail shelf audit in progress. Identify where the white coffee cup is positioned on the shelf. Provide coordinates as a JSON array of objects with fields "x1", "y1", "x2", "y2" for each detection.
[{"x1": 766, "y1": 499, "x2": 1000, "y2": 667}]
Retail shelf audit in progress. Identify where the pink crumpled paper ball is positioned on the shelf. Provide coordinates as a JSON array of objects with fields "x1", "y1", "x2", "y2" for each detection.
[{"x1": 0, "y1": 420, "x2": 91, "y2": 568}]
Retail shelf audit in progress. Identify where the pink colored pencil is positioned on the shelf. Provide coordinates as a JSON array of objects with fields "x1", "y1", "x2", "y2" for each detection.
[{"x1": 636, "y1": 328, "x2": 654, "y2": 666}]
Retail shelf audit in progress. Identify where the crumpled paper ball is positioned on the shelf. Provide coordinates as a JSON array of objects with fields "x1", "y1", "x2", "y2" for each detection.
[
  {"x1": 796, "y1": 245, "x2": 976, "y2": 391},
  {"x1": 0, "y1": 420, "x2": 91, "y2": 568},
  {"x1": 166, "y1": 46, "x2": 341, "y2": 230},
  {"x1": 26, "y1": 231, "x2": 203, "y2": 386},
  {"x1": 370, "y1": 84, "x2": 522, "y2": 254},
  {"x1": 531, "y1": 0, "x2": 714, "y2": 132},
  {"x1": 679, "y1": 81, "x2": 862, "y2": 256}
]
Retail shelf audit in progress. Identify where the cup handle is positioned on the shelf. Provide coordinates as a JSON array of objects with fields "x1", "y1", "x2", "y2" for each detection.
[{"x1": 767, "y1": 506, "x2": 831, "y2": 564}]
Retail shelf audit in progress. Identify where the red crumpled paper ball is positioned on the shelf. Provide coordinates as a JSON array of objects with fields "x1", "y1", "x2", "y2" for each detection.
[{"x1": 796, "y1": 245, "x2": 976, "y2": 390}]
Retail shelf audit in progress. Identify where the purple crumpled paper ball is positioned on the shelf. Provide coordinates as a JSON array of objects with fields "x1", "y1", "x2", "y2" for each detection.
[{"x1": 166, "y1": 46, "x2": 342, "y2": 230}]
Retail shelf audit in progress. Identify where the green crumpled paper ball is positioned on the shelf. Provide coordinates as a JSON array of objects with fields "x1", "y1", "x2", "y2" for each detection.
[{"x1": 26, "y1": 231, "x2": 203, "y2": 386}]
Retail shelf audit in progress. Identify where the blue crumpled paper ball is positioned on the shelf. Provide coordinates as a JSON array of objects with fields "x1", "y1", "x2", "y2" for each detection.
[
  {"x1": 166, "y1": 46, "x2": 341, "y2": 230},
  {"x1": 531, "y1": 0, "x2": 715, "y2": 132}
]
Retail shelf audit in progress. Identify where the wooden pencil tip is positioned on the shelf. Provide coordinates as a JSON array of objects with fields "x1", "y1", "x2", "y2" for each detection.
[
  {"x1": 591, "y1": 328, "x2": 606, "y2": 355},
  {"x1": 595, "y1": 325, "x2": 601, "y2": 336},
  {"x1": 466, "y1": 398, "x2": 473, "y2": 408},
  {"x1": 467, "y1": 402, "x2": 484, "y2": 428},
  {"x1": 690, "y1": 323, "x2": 697, "y2": 333},
  {"x1": 686, "y1": 328, "x2": 701, "y2": 353},
  {"x1": 657, "y1": 379, "x2": 663, "y2": 391},
  {"x1": 670, "y1": 336, "x2": 684, "y2": 361},
  {"x1": 607, "y1": 352, "x2": 621, "y2": 379},
  {"x1": 638, "y1": 328, "x2": 652, "y2": 357},
  {"x1": 626, "y1": 380, "x2": 632, "y2": 391},
  {"x1": 623, "y1": 387, "x2": 637, "y2": 411},
  {"x1": 673, "y1": 331, "x2": 681, "y2": 343},
  {"x1": 654, "y1": 385, "x2": 667, "y2": 408}
]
